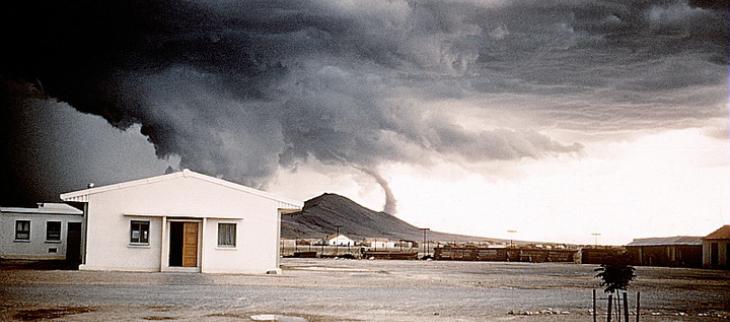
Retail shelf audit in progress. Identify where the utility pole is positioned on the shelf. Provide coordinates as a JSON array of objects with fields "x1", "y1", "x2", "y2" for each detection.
[
  {"x1": 420, "y1": 228, "x2": 430, "y2": 258},
  {"x1": 335, "y1": 225, "x2": 341, "y2": 256},
  {"x1": 592, "y1": 232, "x2": 601, "y2": 247},
  {"x1": 507, "y1": 229, "x2": 517, "y2": 248}
]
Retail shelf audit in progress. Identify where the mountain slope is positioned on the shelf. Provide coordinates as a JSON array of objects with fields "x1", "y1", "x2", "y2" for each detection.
[{"x1": 281, "y1": 193, "x2": 503, "y2": 243}]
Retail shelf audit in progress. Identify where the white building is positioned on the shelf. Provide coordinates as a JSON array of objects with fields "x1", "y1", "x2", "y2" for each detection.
[
  {"x1": 368, "y1": 239, "x2": 396, "y2": 249},
  {"x1": 0, "y1": 203, "x2": 83, "y2": 261},
  {"x1": 60, "y1": 169, "x2": 302, "y2": 274},
  {"x1": 327, "y1": 234, "x2": 355, "y2": 246}
]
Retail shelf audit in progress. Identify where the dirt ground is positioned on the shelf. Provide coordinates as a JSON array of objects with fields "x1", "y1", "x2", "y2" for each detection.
[{"x1": 1, "y1": 258, "x2": 728, "y2": 321}]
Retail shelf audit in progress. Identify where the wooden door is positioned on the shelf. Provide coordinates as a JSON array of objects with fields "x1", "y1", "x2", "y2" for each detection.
[{"x1": 182, "y1": 222, "x2": 199, "y2": 267}]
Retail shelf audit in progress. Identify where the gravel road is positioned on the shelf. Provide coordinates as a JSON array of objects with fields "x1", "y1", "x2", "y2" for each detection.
[{"x1": 1, "y1": 258, "x2": 728, "y2": 321}]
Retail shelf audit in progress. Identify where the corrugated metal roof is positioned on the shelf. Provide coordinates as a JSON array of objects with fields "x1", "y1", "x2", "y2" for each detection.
[
  {"x1": 0, "y1": 203, "x2": 83, "y2": 215},
  {"x1": 704, "y1": 225, "x2": 730, "y2": 240},
  {"x1": 60, "y1": 169, "x2": 303, "y2": 210},
  {"x1": 626, "y1": 236, "x2": 702, "y2": 247}
]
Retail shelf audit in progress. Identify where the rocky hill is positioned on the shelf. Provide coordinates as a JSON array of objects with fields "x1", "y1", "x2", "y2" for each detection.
[{"x1": 281, "y1": 193, "x2": 504, "y2": 243}]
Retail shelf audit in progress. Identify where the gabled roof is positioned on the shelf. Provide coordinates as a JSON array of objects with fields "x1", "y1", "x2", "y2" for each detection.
[
  {"x1": 60, "y1": 169, "x2": 303, "y2": 210},
  {"x1": 1, "y1": 203, "x2": 82, "y2": 215},
  {"x1": 326, "y1": 234, "x2": 353, "y2": 241},
  {"x1": 704, "y1": 225, "x2": 730, "y2": 240},
  {"x1": 626, "y1": 236, "x2": 702, "y2": 247}
]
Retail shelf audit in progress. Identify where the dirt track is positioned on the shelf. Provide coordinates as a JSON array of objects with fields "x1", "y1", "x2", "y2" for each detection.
[{"x1": 1, "y1": 258, "x2": 728, "y2": 321}]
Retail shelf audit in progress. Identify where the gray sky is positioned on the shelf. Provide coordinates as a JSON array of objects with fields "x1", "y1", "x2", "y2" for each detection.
[{"x1": 1, "y1": 0, "x2": 727, "y2": 243}]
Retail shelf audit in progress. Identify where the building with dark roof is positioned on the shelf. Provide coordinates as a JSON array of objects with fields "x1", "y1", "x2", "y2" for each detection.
[
  {"x1": 626, "y1": 236, "x2": 703, "y2": 268},
  {"x1": 702, "y1": 225, "x2": 730, "y2": 269}
]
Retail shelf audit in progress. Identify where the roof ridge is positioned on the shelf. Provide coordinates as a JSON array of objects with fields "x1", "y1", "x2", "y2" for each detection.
[{"x1": 60, "y1": 169, "x2": 302, "y2": 208}]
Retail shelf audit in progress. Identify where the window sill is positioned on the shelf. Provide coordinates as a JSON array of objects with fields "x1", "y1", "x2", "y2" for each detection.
[
  {"x1": 215, "y1": 246, "x2": 237, "y2": 251},
  {"x1": 13, "y1": 239, "x2": 31, "y2": 243},
  {"x1": 45, "y1": 240, "x2": 62, "y2": 244},
  {"x1": 128, "y1": 243, "x2": 151, "y2": 248}
]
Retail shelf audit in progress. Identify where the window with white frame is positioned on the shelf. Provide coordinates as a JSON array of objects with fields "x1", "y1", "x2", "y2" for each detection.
[
  {"x1": 130, "y1": 220, "x2": 150, "y2": 244},
  {"x1": 15, "y1": 220, "x2": 30, "y2": 240},
  {"x1": 46, "y1": 221, "x2": 61, "y2": 241},
  {"x1": 217, "y1": 223, "x2": 236, "y2": 247}
]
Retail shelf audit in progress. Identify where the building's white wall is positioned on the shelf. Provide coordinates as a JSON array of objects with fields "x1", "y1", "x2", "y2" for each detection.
[
  {"x1": 328, "y1": 235, "x2": 355, "y2": 246},
  {"x1": 200, "y1": 217, "x2": 278, "y2": 273},
  {"x1": 0, "y1": 213, "x2": 82, "y2": 260},
  {"x1": 82, "y1": 202, "x2": 162, "y2": 271},
  {"x1": 369, "y1": 241, "x2": 396, "y2": 249},
  {"x1": 82, "y1": 176, "x2": 280, "y2": 273}
]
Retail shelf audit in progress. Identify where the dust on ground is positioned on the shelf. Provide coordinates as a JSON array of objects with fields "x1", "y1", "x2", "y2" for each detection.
[{"x1": 0, "y1": 258, "x2": 728, "y2": 321}]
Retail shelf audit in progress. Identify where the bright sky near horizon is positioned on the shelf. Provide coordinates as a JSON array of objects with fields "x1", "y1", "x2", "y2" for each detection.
[{"x1": 269, "y1": 126, "x2": 730, "y2": 245}]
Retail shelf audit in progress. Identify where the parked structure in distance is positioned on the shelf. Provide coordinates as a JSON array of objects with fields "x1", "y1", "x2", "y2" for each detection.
[
  {"x1": 703, "y1": 225, "x2": 730, "y2": 269},
  {"x1": 60, "y1": 169, "x2": 302, "y2": 274},
  {"x1": 625, "y1": 236, "x2": 703, "y2": 268},
  {"x1": 327, "y1": 234, "x2": 355, "y2": 246},
  {"x1": 0, "y1": 203, "x2": 83, "y2": 263},
  {"x1": 367, "y1": 239, "x2": 396, "y2": 249}
]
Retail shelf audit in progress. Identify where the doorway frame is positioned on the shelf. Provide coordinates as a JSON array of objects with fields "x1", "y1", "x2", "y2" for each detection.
[
  {"x1": 162, "y1": 218, "x2": 202, "y2": 272},
  {"x1": 710, "y1": 242, "x2": 719, "y2": 268},
  {"x1": 66, "y1": 222, "x2": 83, "y2": 267}
]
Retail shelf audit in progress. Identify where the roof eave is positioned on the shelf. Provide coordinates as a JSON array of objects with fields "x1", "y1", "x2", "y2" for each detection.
[{"x1": 59, "y1": 170, "x2": 304, "y2": 207}]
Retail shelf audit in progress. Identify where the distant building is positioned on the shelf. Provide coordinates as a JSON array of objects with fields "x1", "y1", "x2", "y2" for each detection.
[
  {"x1": 702, "y1": 225, "x2": 730, "y2": 269},
  {"x1": 327, "y1": 234, "x2": 355, "y2": 246},
  {"x1": 395, "y1": 239, "x2": 418, "y2": 249},
  {"x1": 368, "y1": 239, "x2": 396, "y2": 249},
  {"x1": 626, "y1": 236, "x2": 703, "y2": 268},
  {"x1": 0, "y1": 203, "x2": 83, "y2": 262}
]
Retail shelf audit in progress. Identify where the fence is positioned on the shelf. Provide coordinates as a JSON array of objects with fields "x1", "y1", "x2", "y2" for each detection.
[
  {"x1": 581, "y1": 248, "x2": 629, "y2": 265},
  {"x1": 592, "y1": 289, "x2": 641, "y2": 322},
  {"x1": 434, "y1": 247, "x2": 578, "y2": 263}
]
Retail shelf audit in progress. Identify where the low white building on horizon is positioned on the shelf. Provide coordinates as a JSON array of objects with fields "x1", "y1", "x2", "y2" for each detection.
[
  {"x1": 368, "y1": 239, "x2": 397, "y2": 249},
  {"x1": 327, "y1": 234, "x2": 355, "y2": 246},
  {"x1": 60, "y1": 169, "x2": 302, "y2": 274}
]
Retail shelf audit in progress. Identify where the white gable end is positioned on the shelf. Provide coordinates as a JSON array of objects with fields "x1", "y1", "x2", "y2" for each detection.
[{"x1": 61, "y1": 169, "x2": 302, "y2": 211}]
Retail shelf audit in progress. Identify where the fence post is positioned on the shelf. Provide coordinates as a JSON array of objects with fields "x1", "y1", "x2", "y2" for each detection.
[
  {"x1": 623, "y1": 292, "x2": 629, "y2": 322},
  {"x1": 607, "y1": 294, "x2": 613, "y2": 322},
  {"x1": 636, "y1": 292, "x2": 640, "y2": 322},
  {"x1": 593, "y1": 289, "x2": 597, "y2": 322}
]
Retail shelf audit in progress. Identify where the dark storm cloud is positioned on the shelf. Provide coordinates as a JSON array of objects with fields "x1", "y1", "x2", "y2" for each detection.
[
  {"x1": 0, "y1": 0, "x2": 726, "y2": 207},
  {"x1": 0, "y1": 81, "x2": 179, "y2": 204}
]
